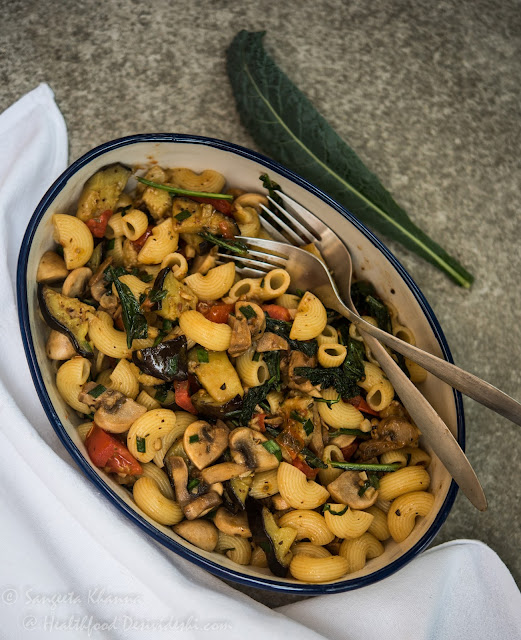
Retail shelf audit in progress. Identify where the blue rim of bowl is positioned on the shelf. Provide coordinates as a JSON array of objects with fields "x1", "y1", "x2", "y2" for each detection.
[{"x1": 17, "y1": 133, "x2": 462, "y2": 595}]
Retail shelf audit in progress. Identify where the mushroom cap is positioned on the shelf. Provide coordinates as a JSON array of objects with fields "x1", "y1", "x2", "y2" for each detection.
[
  {"x1": 94, "y1": 393, "x2": 147, "y2": 434},
  {"x1": 183, "y1": 490, "x2": 222, "y2": 520},
  {"x1": 183, "y1": 420, "x2": 229, "y2": 470},
  {"x1": 327, "y1": 470, "x2": 379, "y2": 509},
  {"x1": 214, "y1": 507, "x2": 251, "y2": 538},
  {"x1": 36, "y1": 250, "x2": 69, "y2": 283},
  {"x1": 229, "y1": 427, "x2": 279, "y2": 472},
  {"x1": 46, "y1": 329, "x2": 77, "y2": 360},
  {"x1": 173, "y1": 519, "x2": 219, "y2": 552},
  {"x1": 62, "y1": 267, "x2": 93, "y2": 298},
  {"x1": 200, "y1": 462, "x2": 249, "y2": 484}
]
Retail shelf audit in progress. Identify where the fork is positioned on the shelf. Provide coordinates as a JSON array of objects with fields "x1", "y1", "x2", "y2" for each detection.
[
  {"x1": 226, "y1": 235, "x2": 487, "y2": 511},
  {"x1": 256, "y1": 192, "x2": 521, "y2": 429}
]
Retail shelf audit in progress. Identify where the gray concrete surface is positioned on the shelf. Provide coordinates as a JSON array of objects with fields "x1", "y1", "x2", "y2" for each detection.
[{"x1": 2, "y1": 0, "x2": 520, "y2": 606}]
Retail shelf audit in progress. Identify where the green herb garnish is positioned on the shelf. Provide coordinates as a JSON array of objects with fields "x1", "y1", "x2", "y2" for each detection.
[
  {"x1": 155, "y1": 387, "x2": 168, "y2": 403},
  {"x1": 187, "y1": 478, "x2": 200, "y2": 491},
  {"x1": 323, "y1": 504, "x2": 349, "y2": 516},
  {"x1": 301, "y1": 447, "x2": 328, "y2": 469},
  {"x1": 137, "y1": 177, "x2": 234, "y2": 200},
  {"x1": 199, "y1": 231, "x2": 249, "y2": 256},
  {"x1": 175, "y1": 210, "x2": 192, "y2": 222},
  {"x1": 88, "y1": 384, "x2": 106, "y2": 398},
  {"x1": 189, "y1": 434, "x2": 199, "y2": 444},
  {"x1": 303, "y1": 419, "x2": 314, "y2": 436},
  {"x1": 197, "y1": 348, "x2": 209, "y2": 363},
  {"x1": 328, "y1": 428, "x2": 369, "y2": 438},
  {"x1": 262, "y1": 439, "x2": 282, "y2": 461},
  {"x1": 147, "y1": 288, "x2": 168, "y2": 304},
  {"x1": 265, "y1": 317, "x2": 318, "y2": 357},
  {"x1": 105, "y1": 267, "x2": 148, "y2": 348},
  {"x1": 239, "y1": 305, "x2": 256, "y2": 320},
  {"x1": 136, "y1": 436, "x2": 146, "y2": 453},
  {"x1": 328, "y1": 461, "x2": 401, "y2": 472}
]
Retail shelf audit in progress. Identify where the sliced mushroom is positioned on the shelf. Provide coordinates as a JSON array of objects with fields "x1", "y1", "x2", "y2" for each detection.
[
  {"x1": 200, "y1": 462, "x2": 249, "y2": 485},
  {"x1": 256, "y1": 332, "x2": 288, "y2": 352},
  {"x1": 183, "y1": 491, "x2": 222, "y2": 520},
  {"x1": 99, "y1": 293, "x2": 120, "y2": 318},
  {"x1": 191, "y1": 248, "x2": 217, "y2": 275},
  {"x1": 78, "y1": 386, "x2": 146, "y2": 433},
  {"x1": 235, "y1": 302, "x2": 266, "y2": 341},
  {"x1": 46, "y1": 329, "x2": 77, "y2": 360},
  {"x1": 62, "y1": 267, "x2": 93, "y2": 298},
  {"x1": 227, "y1": 316, "x2": 251, "y2": 357},
  {"x1": 165, "y1": 455, "x2": 223, "y2": 520},
  {"x1": 37, "y1": 250, "x2": 69, "y2": 283},
  {"x1": 173, "y1": 519, "x2": 219, "y2": 552},
  {"x1": 183, "y1": 420, "x2": 230, "y2": 470},
  {"x1": 357, "y1": 416, "x2": 421, "y2": 461},
  {"x1": 88, "y1": 256, "x2": 112, "y2": 301},
  {"x1": 287, "y1": 350, "x2": 318, "y2": 393},
  {"x1": 214, "y1": 507, "x2": 251, "y2": 537},
  {"x1": 327, "y1": 470, "x2": 379, "y2": 509},
  {"x1": 229, "y1": 427, "x2": 279, "y2": 472}
]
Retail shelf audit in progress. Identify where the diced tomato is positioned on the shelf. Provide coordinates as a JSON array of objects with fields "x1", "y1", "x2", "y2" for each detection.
[
  {"x1": 86, "y1": 210, "x2": 113, "y2": 238},
  {"x1": 174, "y1": 380, "x2": 197, "y2": 414},
  {"x1": 218, "y1": 219, "x2": 236, "y2": 239},
  {"x1": 340, "y1": 442, "x2": 358, "y2": 461},
  {"x1": 262, "y1": 304, "x2": 292, "y2": 322},
  {"x1": 190, "y1": 196, "x2": 233, "y2": 216},
  {"x1": 114, "y1": 314, "x2": 125, "y2": 331},
  {"x1": 187, "y1": 373, "x2": 201, "y2": 394},
  {"x1": 256, "y1": 412, "x2": 266, "y2": 432},
  {"x1": 203, "y1": 303, "x2": 235, "y2": 324},
  {"x1": 347, "y1": 395, "x2": 380, "y2": 416},
  {"x1": 292, "y1": 456, "x2": 318, "y2": 479},
  {"x1": 132, "y1": 225, "x2": 154, "y2": 250},
  {"x1": 85, "y1": 424, "x2": 142, "y2": 476}
]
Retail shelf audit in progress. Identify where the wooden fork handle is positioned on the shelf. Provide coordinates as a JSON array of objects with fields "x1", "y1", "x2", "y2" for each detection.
[
  {"x1": 347, "y1": 310, "x2": 521, "y2": 427},
  {"x1": 356, "y1": 326, "x2": 487, "y2": 511}
]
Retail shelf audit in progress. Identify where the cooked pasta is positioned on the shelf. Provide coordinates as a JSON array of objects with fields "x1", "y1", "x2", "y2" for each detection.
[{"x1": 38, "y1": 161, "x2": 436, "y2": 585}]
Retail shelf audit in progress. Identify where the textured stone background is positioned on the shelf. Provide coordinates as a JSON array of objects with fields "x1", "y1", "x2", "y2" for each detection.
[{"x1": 2, "y1": 0, "x2": 520, "y2": 606}]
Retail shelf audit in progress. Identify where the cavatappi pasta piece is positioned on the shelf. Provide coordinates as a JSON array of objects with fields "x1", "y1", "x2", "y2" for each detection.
[
  {"x1": 132, "y1": 477, "x2": 183, "y2": 526},
  {"x1": 250, "y1": 545, "x2": 269, "y2": 568},
  {"x1": 378, "y1": 466, "x2": 431, "y2": 502},
  {"x1": 121, "y1": 209, "x2": 149, "y2": 241},
  {"x1": 403, "y1": 446, "x2": 431, "y2": 467},
  {"x1": 274, "y1": 293, "x2": 300, "y2": 309},
  {"x1": 290, "y1": 291, "x2": 328, "y2": 340},
  {"x1": 317, "y1": 343, "x2": 347, "y2": 368},
  {"x1": 317, "y1": 388, "x2": 364, "y2": 429},
  {"x1": 96, "y1": 368, "x2": 113, "y2": 387},
  {"x1": 141, "y1": 462, "x2": 175, "y2": 499},
  {"x1": 291, "y1": 542, "x2": 332, "y2": 558},
  {"x1": 109, "y1": 358, "x2": 139, "y2": 399},
  {"x1": 56, "y1": 357, "x2": 91, "y2": 413},
  {"x1": 53, "y1": 214, "x2": 94, "y2": 269},
  {"x1": 365, "y1": 377, "x2": 395, "y2": 412},
  {"x1": 289, "y1": 555, "x2": 349, "y2": 583},
  {"x1": 380, "y1": 450, "x2": 409, "y2": 468},
  {"x1": 339, "y1": 532, "x2": 384, "y2": 573},
  {"x1": 277, "y1": 462, "x2": 330, "y2": 510},
  {"x1": 126, "y1": 409, "x2": 177, "y2": 463},
  {"x1": 349, "y1": 316, "x2": 378, "y2": 342},
  {"x1": 179, "y1": 311, "x2": 231, "y2": 351},
  {"x1": 138, "y1": 217, "x2": 178, "y2": 264},
  {"x1": 249, "y1": 469, "x2": 279, "y2": 499},
  {"x1": 233, "y1": 203, "x2": 261, "y2": 236},
  {"x1": 160, "y1": 252, "x2": 188, "y2": 278},
  {"x1": 169, "y1": 168, "x2": 225, "y2": 193},
  {"x1": 136, "y1": 390, "x2": 161, "y2": 411},
  {"x1": 183, "y1": 262, "x2": 235, "y2": 300},
  {"x1": 215, "y1": 532, "x2": 252, "y2": 566},
  {"x1": 225, "y1": 278, "x2": 263, "y2": 303},
  {"x1": 318, "y1": 445, "x2": 344, "y2": 487},
  {"x1": 235, "y1": 348, "x2": 270, "y2": 388},
  {"x1": 387, "y1": 491, "x2": 435, "y2": 543},
  {"x1": 366, "y1": 506, "x2": 391, "y2": 541},
  {"x1": 88, "y1": 311, "x2": 131, "y2": 359},
  {"x1": 278, "y1": 510, "x2": 335, "y2": 546},
  {"x1": 316, "y1": 325, "x2": 338, "y2": 346},
  {"x1": 106, "y1": 212, "x2": 125, "y2": 238},
  {"x1": 357, "y1": 361, "x2": 386, "y2": 392},
  {"x1": 323, "y1": 504, "x2": 374, "y2": 539},
  {"x1": 405, "y1": 358, "x2": 428, "y2": 383},
  {"x1": 257, "y1": 268, "x2": 291, "y2": 301}
]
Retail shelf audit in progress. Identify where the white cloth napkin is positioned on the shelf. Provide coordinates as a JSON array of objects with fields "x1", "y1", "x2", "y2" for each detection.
[{"x1": 1, "y1": 84, "x2": 520, "y2": 640}]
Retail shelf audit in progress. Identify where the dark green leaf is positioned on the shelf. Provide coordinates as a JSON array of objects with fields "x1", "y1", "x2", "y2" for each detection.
[
  {"x1": 148, "y1": 288, "x2": 168, "y2": 304},
  {"x1": 328, "y1": 428, "x2": 369, "y2": 438},
  {"x1": 199, "y1": 231, "x2": 249, "y2": 256},
  {"x1": 106, "y1": 267, "x2": 148, "y2": 348},
  {"x1": 265, "y1": 317, "x2": 317, "y2": 356},
  {"x1": 301, "y1": 447, "x2": 328, "y2": 469},
  {"x1": 323, "y1": 504, "x2": 349, "y2": 516},
  {"x1": 154, "y1": 386, "x2": 169, "y2": 403},
  {"x1": 239, "y1": 304, "x2": 256, "y2": 320},
  {"x1": 290, "y1": 410, "x2": 305, "y2": 423},
  {"x1": 136, "y1": 436, "x2": 146, "y2": 453},
  {"x1": 227, "y1": 30, "x2": 473, "y2": 287}
]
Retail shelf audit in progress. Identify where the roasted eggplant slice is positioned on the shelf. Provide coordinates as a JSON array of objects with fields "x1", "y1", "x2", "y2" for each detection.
[
  {"x1": 246, "y1": 499, "x2": 297, "y2": 577},
  {"x1": 152, "y1": 267, "x2": 197, "y2": 321},
  {"x1": 172, "y1": 199, "x2": 239, "y2": 237},
  {"x1": 132, "y1": 335, "x2": 188, "y2": 381},
  {"x1": 38, "y1": 284, "x2": 95, "y2": 358},
  {"x1": 76, "y1": 163, "x2": 131, "y2": 222},
  {"x1": 191, "y1": 390, "x2": 243, "y2": 419},
  {"x1": 223, "y1": 474, "x2": 253, "y2": 514}
]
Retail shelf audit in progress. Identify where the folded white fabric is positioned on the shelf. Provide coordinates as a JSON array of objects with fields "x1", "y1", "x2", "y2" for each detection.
[{"x1": 1, "y1": 85, "x2": 520, "y2": 640}]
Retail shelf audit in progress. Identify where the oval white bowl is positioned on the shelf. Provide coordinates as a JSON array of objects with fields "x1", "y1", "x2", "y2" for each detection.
[{"x1": 17, "y1": 134, "x2": 461, "y2": 594}]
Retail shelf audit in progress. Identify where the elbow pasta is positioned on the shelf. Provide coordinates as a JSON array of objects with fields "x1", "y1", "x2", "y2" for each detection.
[{"x1": 40, "y1": 162, "x2": 438, "y2": 585}]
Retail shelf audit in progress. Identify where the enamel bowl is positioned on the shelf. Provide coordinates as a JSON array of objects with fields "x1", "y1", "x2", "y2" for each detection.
[{"x1": 17, "y1": 134, "x2": 461, "y2": 595}]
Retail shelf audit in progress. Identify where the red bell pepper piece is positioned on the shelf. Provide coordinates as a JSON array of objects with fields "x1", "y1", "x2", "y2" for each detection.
[
  {"x1": 347, "y1": 395, "x2": 380, "y2": 416},
  {"x1": 203, "y1": 303, "x2": 235, "y2": 324},
  {"x1": 340, "y1": 442, "x2": 358, "y2": 461},
  {"x1": 190, "y1": 196, "x2": 233, "y2": 216},
  {"x1": 86, "y1": 210, "x2": 113, "y2": 238},
  {"x1": 174, "y1": 380, "x2": 197, "y2": 414},
  {"x1": 85, "y1": 424, "x2": 142, "y2": 476},
  {"x1": 292, "y1": 456, "x2": 318, "y2": 479},
  {"x1": 262, "y1": 304, "x2": 292, "y2": 322},
  {"x1": 132, "y1": 225, "x2": 154, "y2": 250}
]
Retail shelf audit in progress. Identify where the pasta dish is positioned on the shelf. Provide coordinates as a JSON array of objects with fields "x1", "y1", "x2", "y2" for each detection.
[{"x1": 36, "y1": 163, "x2": 434, "y2": 583}]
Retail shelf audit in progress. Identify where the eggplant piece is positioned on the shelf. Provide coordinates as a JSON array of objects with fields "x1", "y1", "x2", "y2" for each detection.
[
  {"x1": 38, "y1": 284, "x2": 95, "y2": 358},
  {"x1": 152, "y1": 267, "x2": 197, "y2": 321},
  {"x1": 172, "y1": 198, "x2": 239, "y2": 237},
  {"x1": 76, "y1": 163, "x2": 131, "y2": 222},
  {"x1": 191, "y1": 389, "x2": 243, "y2": 419},
  {"x1": 132, "y1": 335, "x2": 188, "y2": 382},
  {"x1": 223, "y1": 474, "x2": 253, "y2": 514},
  {"x1": 246, "y1": 499, "x2": 297, "y2": 578}
]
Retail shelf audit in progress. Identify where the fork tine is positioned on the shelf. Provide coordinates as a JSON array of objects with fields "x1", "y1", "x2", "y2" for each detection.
[
  {"x1": 266, "y1": 195, "x2": 318, "y2": 244},
  {"x1": 257, "y1": 215, "x2": 288, "y2": 243},
  {"x1": 216, "y1": 252, "x2": 284, "y2": 273},
  {"x1": 274, "y1": 191, "x2": 322, "y2": 242},
  {"x1": 259, "y1": 203, "x2": 304, "y2": 245}
]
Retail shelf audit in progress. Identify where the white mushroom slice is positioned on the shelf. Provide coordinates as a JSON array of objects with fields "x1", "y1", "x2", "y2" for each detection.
[
  {"x1": 173, "y1": 520, "x2": 219, "y2": 552},
  {"x1": 229, "y1": 427, "x2": 279, "y2": 472},
  {"x1": 46, "y1": 329, "x2": 77, "y2": 360},
  {"x1": 37, "y1": 250, "x2": 69, "y2": 283},
  {"x1": 327, "y1": 470, "x2": 379, "y2": 509},
  {"x1": 214, "y1": 507, "x2": 251, "y2": 538},
  {"x1": 200, "y1": 462, "x2": 249, "y2": 484},
  {"x1": 92, "y1": 390, "x2": 147, "y2": 434},
  {"x1": 62, "y1": 267, "x2": 93, "y2": 298},
  {"x1": 183, "y1": 420, "x2": 229, "y2": 470}
]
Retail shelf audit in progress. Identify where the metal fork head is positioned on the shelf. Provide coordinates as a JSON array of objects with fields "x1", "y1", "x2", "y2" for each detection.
[{"x1": 258, "y1": 192, "x2": 355, "y2": 305}]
